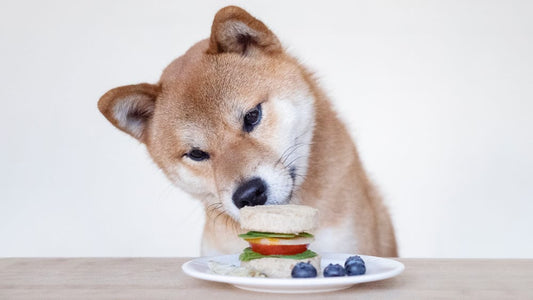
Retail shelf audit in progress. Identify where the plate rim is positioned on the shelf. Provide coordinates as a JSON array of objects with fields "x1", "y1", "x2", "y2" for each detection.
[{"x1": 182, "y1": 253, "x2": 405, "y2": 287}]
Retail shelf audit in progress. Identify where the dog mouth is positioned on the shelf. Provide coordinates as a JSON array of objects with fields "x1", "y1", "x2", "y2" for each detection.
[
  {"x1": 289, "y1": 166, "x2": 297, "y2": 181},
  {"x1": 286, "y1": 166, "x2": 298, "y2": 202},
  {"x1": 265, "y1": 164, "x2": 299, "y2": 206},
  {"x1": 211, "y1": 143, "x2": 307, "y2": 222},
  {"x1": 214, "y1": 165, "x2": 299, "y2": 222}
]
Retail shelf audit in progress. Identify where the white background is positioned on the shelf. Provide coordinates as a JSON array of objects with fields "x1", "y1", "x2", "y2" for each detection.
[{"x1": 1, "y1": 0, "x2": 532, "y2": 258}]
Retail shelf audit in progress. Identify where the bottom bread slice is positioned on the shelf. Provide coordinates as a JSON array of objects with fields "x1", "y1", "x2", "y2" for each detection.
[{"x1": 240, "y1": 255, "x2": 321, "y2": 278}]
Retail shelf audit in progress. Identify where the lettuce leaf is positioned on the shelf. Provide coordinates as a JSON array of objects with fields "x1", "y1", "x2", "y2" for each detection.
[
  {"x1": 238, "y1": 231, "x2": 314, "y2": 239},
  {"x1": 239, "y1": 247, "x2": 318, "y2": 261}
]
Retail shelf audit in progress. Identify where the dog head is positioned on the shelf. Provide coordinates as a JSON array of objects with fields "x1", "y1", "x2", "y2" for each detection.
[{"x1": 98, "y1": 6, "x2": 316, "y2": 220}]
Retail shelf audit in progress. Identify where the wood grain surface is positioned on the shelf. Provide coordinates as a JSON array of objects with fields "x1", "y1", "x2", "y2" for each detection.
[{"x1": 1, "y1": 258, "x2": 532, "y2": 299}]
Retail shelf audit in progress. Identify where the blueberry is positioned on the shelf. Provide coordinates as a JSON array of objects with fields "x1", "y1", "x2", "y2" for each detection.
[
  {"x1": 291, "y1": 262, "x2": 317, "y2": 278},
  {"x1": 346, "y1": 262, "x2": 366, "y2": 276},
  {"x1": 323, "y1": 264, "x2": 346, "y2": 277},
  {"x1": 344, "y1": 255, "x2": 365, "y2": 269}
]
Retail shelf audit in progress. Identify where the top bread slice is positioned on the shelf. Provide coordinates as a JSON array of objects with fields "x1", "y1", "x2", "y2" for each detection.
[{"x1": 239, "y1": 204, "x2": 318, "y2": 234}]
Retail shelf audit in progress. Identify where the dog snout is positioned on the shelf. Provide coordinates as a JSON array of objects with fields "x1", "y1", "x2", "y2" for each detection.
[{"x1": 232, "y1": 178, "x2": 267, "y2": 209}]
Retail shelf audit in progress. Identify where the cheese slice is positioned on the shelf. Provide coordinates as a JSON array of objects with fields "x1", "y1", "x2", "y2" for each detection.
[{"x1": 245, "y1": 236, "x2": 314, "y2": 245}]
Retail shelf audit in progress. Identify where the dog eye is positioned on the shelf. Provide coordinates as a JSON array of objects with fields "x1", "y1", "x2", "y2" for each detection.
[
  {"x1": 186, "y1": 149, "x2": 210, "y2": 161},
  {"x1": 243, "y1": 103, "x2": 262, "y2": 132}
]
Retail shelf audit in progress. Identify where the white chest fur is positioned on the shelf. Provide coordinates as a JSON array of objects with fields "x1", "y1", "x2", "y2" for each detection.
[{"x1": 311, "y1": 219, "x2": 358, "y2": 254}]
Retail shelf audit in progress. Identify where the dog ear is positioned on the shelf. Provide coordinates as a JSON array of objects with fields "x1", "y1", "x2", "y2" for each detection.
[
  {"x1": 206, "y1": 6, "x2": 282, "y2": 56},
  {"x1": 98, "y1": 83, "x2": 160, "y2": 142}
]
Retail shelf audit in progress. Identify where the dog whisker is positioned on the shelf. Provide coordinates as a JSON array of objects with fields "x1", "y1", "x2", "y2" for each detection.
[
  {"x1": 280, "y1": 143, "x2": 308, "y2": 166},
  {"x1": 275, "y1": 142, "x2": 311, "y2": 170},
  {"x1": 206, "y1": 202, "x2": 225, "y2": 220},
  {"x1": 274, "y1": 128, "x2": 312, "y2": 167},
  {"x1": 285, "y1": 155, "x2": 308, "y2": 169},
  {"x1": 206, "y1": 203, "x2": 223, "y2": 210},
  {"x1": 213, "y1": 209, "x2": 227, "y2": 227},
  {"x1": 275, "y1": 143, "x2": 301, "y2": 167}
]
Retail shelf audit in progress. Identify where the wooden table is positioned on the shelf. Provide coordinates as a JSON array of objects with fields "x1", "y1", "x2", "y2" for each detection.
[{"x1": 1, "y1": 258, "x2": 531, "y2": 299}]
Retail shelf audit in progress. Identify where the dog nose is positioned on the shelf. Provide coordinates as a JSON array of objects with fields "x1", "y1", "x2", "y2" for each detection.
[{"x1": 232, "y1": 178, "x2": 267, "y2": 209}]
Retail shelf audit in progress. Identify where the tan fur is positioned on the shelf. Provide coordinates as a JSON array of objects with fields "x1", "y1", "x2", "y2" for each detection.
[{"x1": 98, "y1": 6, "x2": 397, "y2": 257}]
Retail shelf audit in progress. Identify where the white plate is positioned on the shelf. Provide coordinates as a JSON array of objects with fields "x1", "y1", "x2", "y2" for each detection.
[{"x1": 182, "y1": 253, "x2": 404, "y2": 293}]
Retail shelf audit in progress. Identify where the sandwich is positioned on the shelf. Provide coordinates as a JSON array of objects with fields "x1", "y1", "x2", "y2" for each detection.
[{"x1": 238, "y1": 204, "x2": 320, "y2": 278}]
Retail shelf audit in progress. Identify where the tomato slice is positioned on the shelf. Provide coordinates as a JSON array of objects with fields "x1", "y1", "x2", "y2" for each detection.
[{"x1": 250, "y1": 243, "x2": 308, "y2": 255}]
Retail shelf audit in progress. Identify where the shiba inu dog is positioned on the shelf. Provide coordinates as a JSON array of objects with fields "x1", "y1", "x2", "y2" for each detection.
[{"x1": 98, "y1": 6, "x2": 398, "y2": 257}]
